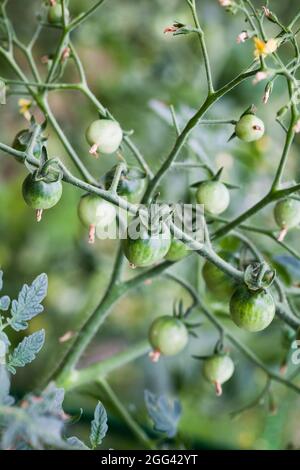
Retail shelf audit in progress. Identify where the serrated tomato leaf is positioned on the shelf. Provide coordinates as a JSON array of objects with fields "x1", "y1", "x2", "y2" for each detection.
[
  {"x1": 144, "y1": 390, "x2": 182, "y2": 438},
  {"x1": 10, "y1": 273, "x2": 48, "y2": 331},
  {"x1": 7, "y1": 330, "x2": 45, "y2": 374},
  {"x1": 90, "y1": 402, "x2": 108, "y2": 449}
]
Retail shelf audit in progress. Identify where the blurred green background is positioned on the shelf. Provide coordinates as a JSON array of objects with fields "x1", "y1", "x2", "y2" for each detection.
[{"x1": 1, "y1": 0, "x2": 300, "y2": 450}]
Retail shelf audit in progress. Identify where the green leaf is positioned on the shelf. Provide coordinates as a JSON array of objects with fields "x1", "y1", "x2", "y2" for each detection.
[
  {"x1": 89, "y1": 402, "x2": 108, "y2": 449},
  {"x1": 10, "y1": 273, "x2": 48, "y2": 331},
  {"x1": 7, "y1": 330, "x2": 45, "y2": 374},
  {"x1": 144, "y1": 390, "x2": 182, "y2": 438},
  {"x1": 0, "y1": 271, "x2": 3, "y2": 291},
  {"x1": 0, "y1": 296, "x2": 10, "y2": 311}
]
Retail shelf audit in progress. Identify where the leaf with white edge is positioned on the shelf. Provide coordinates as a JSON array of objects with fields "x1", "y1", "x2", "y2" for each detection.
[
  {"x1": 0, "y1": 271, "x2": 3, "y2": 291},
  {"x1": 144, "y1": 390, "x2": 182, "y2": 438},
  {"x1": 7, "y1": 330, "x2": 45, "y2": 374},
  {"x1": 0, "y1": 296, "x2": 10, "y2": 311},
  {"x1": 90, "y1": 402, "x2": 108, "y2": 449},
  {"x1": 10, "y1": 273, "x2": 48, "y2": 331},
  {"x1": 66, "y1": 436, "x2": 90, "y2": 450}
]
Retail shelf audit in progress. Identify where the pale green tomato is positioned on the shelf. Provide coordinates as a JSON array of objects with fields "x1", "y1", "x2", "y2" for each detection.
[
  {"x1": 196, "y1": 181, "x2": 230, "y2": 215},
  {"x1": 78, "y1": 194, "x2": 116, "y2": 228},
  {"x1": 235, "y1": 114, "x2": 265, "y2": 142},
  {"x1": 86, "y1": 119, "x2": 123, "y2": 154},
  {"x1": 274, "y1": 198, "x2": 300, "y2": 229},
  {"x1": 203, "y1": 354, "x2": 234, "y2": 394},
  {"x1": 149, "y1": 316, "x2": 188, "y2": 356}
]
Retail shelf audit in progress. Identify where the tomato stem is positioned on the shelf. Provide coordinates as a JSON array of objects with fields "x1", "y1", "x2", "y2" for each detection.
[
  {"x1": 214, "y1": 381, "x2": 222, "y2": 396},
  {"x1": 36, "y1": 209, "x2": 43, "y2": 222},
  {"x1": 88, "y1": 224, "x2": 96, "y2": 244}
]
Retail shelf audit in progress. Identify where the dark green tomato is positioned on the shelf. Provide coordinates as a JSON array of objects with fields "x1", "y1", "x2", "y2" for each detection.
[
  {"x1": 230, "y1": 285, "x2": 275, "y2": 332},
  {"x1": 165, "y1": 238, "x2": 190, "y2": 262},
  {"x1": 12, "y1": 130, "x2": 41, "y2": 159},
  {"x1": 149, "y1": 316, "x2": 188, "y2": 357},
  {"x1": 202, "y1": 252, "x2": 236, "y2": 300},
  {"x1": 123, "y1": 224, "x2": 171, "y2": 267},
  {"x1": 22, "y1": 173, "x2": 62, "y2": 210},
  {"x1": 104, "y1": 166, "x2": 146, "y2": 203}
]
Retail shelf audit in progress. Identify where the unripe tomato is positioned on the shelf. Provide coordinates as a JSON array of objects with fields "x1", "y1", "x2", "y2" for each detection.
[
  {"x1": 230, "y1": 285, "x2": 275, "y2": 332},
  {"x1": 235, "y1": 114, "x2": 265, "y2": 142},
  {"x1": 123, "y1": 222, "x2": 171, "y2": 268},
  {"x1": 203, "y1": 354, "x2": 234, "y2": 396},
  {"x1": 148, "y1": 315, "x2": 188, "y2": 361},
  {"x1": 86, "y1": 119, "x2": 123, "y2": 156},
  {"x1": 13, "y1": 130, "x2": 41, "y2": 159},
  {"x1": 78, "y1": 193, "x2": 116, "y2": 244},
  {"x1": 103, "y1": 166, "x2": 146, "y2": 202},
  {"x1": 48, "y1": 4, "x2": 69, "y2": 24},
  {"x1": 202, "y1": 252, "x2": 236, "y2": 301},
  {"x1": 165, "y1": 238, "x2": 189, "y2": 262},
  {"x1": 196, "y1": 181, "x2": 230, "y2": 215},
  {"x1": 274, "y1": 198, "x2": 300, "y2": 241},
  {"x1": 22, "y1": 173, "x2": 62, "y2": 222}
]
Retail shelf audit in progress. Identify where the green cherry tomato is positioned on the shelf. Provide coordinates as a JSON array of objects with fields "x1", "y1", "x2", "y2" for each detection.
[
  {"x1": 48, "y1": 4, "x2": 69, "y2": 24},
  {"x1": 48, "y1": 3, "x2": 69, "y2": 24},
  {"x1": 12, "y1": 130, "x2": 41, "y2": 159},
  {"x1": 78, "y1": 193, "x2": 116, "y2": 244},
  {"x1": 86, "y1": 119, "x2": 123, "y2": 156},
  {"x1": 274, "y1": 198, "x2": 300, "y2": 230},
  {"x1": 196, "y1": 181, "x2": 230, "y2": 215},
  {"x1": 123, "y1": 221, "x2": 171, "y2": 268},
  {"x1": 230, "y1": 285, "x2": 275, "y2": 332},
  {"x1": 202, "y1": 251, "x2": 236, "y2": 301},
  {"x1": 235, "y1": 114, "x2": 265, "y2": 142},
  {"x1": 104, "y1": 166, "x2": 146, "y2": 202},
  {"x1": 148, "y1": 315, "x2": 188, "y2": 361},
  {"x1": 203, "y1": 354, "x2": 235, "y2": 396},
  {"x1": 22, "y1": 172, "x2": 62, "y2": 222},
  {"x1": 165, "y1": 238, "x2": 190, "y2": 262}
]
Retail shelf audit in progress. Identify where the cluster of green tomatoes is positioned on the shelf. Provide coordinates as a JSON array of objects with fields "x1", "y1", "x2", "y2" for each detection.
[{"x1": 15, "y1": 102, "x2": 300, "y2": 396}]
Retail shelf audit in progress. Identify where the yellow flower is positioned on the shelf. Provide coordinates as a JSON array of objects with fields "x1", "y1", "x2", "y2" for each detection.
[
  {"x1": 254, "y1": 37, "x2": 279, "y2": 58},
  {"x1": 18, "y1": 98, "x2": 32, "y2": 121}
]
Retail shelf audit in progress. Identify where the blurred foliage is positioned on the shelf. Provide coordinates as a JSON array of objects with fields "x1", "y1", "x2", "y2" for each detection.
[{"x1": 1, "y1": 0, "x2": 300, "y2": 450}]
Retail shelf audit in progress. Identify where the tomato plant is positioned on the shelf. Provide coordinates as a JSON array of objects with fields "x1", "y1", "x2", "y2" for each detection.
[{"x1": 1, "y1": 0, "x2": 300, "y2": 453}]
